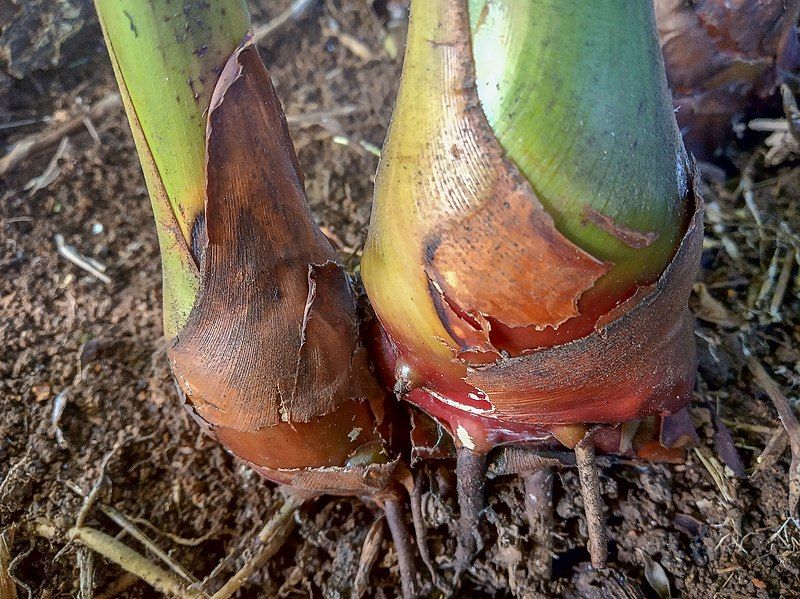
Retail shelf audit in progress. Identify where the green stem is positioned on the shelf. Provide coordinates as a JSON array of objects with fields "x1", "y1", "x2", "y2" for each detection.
[
  {"x1": 94, "y1": 0, "x2": 250, "y2": 334},
  {"x1": 469, "y1": 0, "x2": 689, "y2": 287}
]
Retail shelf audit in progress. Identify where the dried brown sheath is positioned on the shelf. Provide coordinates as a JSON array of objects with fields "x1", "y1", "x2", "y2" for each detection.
[{"x1": 170, "y1": 42, "x2": 399, "y2": 495}]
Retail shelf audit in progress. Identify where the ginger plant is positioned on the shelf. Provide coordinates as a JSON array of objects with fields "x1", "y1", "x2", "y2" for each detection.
[{"x1": 361, "y1": 0, "x2": 703, "y2": 571}]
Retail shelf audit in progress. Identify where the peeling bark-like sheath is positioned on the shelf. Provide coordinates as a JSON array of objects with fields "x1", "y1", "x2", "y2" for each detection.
[
  {"x1": 363, "y1": 0, "x2": 703, "y2": 452},
  {"x1": 169, "y1": 42, "x2": 394, "y2": 493},
  {"x1": 173, "y1": 45, "x2": 367, "y2": 431},
  {"x1": 459, "y1": 194, "x2": 702, "y2": 429},
  {"x1": 405, "y1": 195, "x2": 700, "y2": 450}
]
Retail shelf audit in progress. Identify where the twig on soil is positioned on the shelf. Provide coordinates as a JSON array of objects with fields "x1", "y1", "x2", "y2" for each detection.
[
  {"x1": 77, "y1": 546, "x2": 95, "y2": 599},
  {"x1": 323, "y1": 19, "x2": 376, "y2": 61},
  {"x1": 253, "y1": 0, "x2": 318, "y2": 44},
  {"x1": 0, "y1": 116, "x2": 52, "y2": 132},
  {"x1": 50, "y1": 388, "x2": 70, "y2": 449},
  {"x1": 722, "y1": 419, "x2": 778, "y2": 435},
  {"x1": 739, "y1": 172, "x2": 764, "y2": 237},
  {"x1": 755, "y1": 246, "x2": 781, "y2": 311},
  {"x1": 693, "y1": 446, "x2": 737, "y2": 504},
  {"x1": 331, "y1": 133, "x2": 381, "y2": 157},
  {"x1": 83, "y1": 116, "x2": 102, "y2": 145},
  {"x1": 0, "y1": 94, "x2": 121, "y2": 177},
  {"x1": 100, "y1": 505, "x2": 200, "y2": 586},
  {"x1": 55, "y1": 234, "x2": 112, "y2": 285},
  {"x1": 575, "y1": 432, "x2": 608, "y2": 570},
  {"x1": 206, "y1": 493, "x2": 305, "y2": 599},
  {"x1": 746, "y1": 353, "x2": 800, "y2": 516},
  {"x1": 24, "y1": 136, "x2": 71, "y2": 197},
  {"x1": 752, "y1": 428, "x2": 789, "y2": 477},
  {"x1": 68, "y1": 527, "x2": 206, "y2": 599},
  {"x1": 769, "y1": 248, "x2": 796, "y2": 319},
  {"x1": 353, "y1": 514, "x2": 384, "y2": 599},
  {"x1": 75, "y1": 445, "x2": 120, "y2": 529}
]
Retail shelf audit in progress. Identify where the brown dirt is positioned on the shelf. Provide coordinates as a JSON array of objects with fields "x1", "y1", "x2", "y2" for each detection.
[{"x1": 1, "y1": 1, "x2": 799, "y2": 597}]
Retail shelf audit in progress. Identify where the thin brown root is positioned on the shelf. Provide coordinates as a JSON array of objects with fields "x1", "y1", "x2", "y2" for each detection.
[
  {"x1": 68, "y1": 527, "x2": 204, "y2": 598},
  {"x1": 575, "y1": 436, "x2": 608, "y2": 569},
  {"x1": 454, "y1": 447, "x2": 488, "y2": 575},
  {"x1": 208, "y1": 493, "x2": 304, "y2": 599},
  {"x1": 100, "y1": 505, "x2": 200, "y2": 585},
  {"x1": 384, "y1": 497, "x2": 417, "y2": 599},
  {"x1": 75, "y1": 445, "x2": 120, "y2": 529},
  {"x1": 752, "y1": 428, "x2": 789, "y2": 477},
  {"x1": 354, "y1": 515, "x2": 385, "y2": 599},
  {"x1": 747, "y1": 354, "x2": 800, "y2": 516},
  {"x1": 409, "y1": 473, "x2": 448, "y2": 591},
  {"x1": 522, "y1": 467, "x2": 555, "y2": 579}
]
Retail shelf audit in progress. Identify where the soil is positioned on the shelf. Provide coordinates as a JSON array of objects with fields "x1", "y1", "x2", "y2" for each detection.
[{"x1": 2, "y1": 1, "x2": 800, "y2": 598}]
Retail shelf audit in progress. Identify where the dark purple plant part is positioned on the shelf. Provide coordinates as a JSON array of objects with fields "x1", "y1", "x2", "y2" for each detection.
[{"x1": 656, "y1": 0, "x2": 800, "y2": 160}]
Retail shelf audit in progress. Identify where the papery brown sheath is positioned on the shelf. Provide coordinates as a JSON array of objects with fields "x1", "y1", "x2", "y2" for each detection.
[
  {"x1": 170, "y1": 43, "x2": 400, "y2": 494},
  {"x1": 169, "y1": 46, "x2": 419, "y2": 596}
]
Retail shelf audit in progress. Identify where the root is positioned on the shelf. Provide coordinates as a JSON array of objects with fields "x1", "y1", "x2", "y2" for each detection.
[
  {"x1": 68, "y1": 527, "x2": 204, "y2": 599},
  {"x1": 575, "y1": 435, "x2": 608, "y2": 569},
  {"x1": 409, "y1": 473, "x2": 448, "y2": 591},
  {"x1": 354, "y1": 515, "x2": 385, "y2": 598},
  {"x1": 0, "y1": 94, "x2": 121, "y2": 177},
  {"x1": 384, "y1": 497, "x2": 418, "y2": 599},
  {"x1": 522, "y1": 468, "x2": 555, "y2": 579},
  {"x1": 100, "y1": 505, "x2": 199, "y2": 586},
  {"x1": 454, "y1": 447, "x2": 488, "y2": 575},
  {"x1": 747, "y1": 354, "x2": 800, "y2": 516},
  {"x1": 208, "y1": 492, "x2": 304, "y2": 598},
  {"x1": 0, "y1": 527, "x2": 19, "y2": 599}
]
